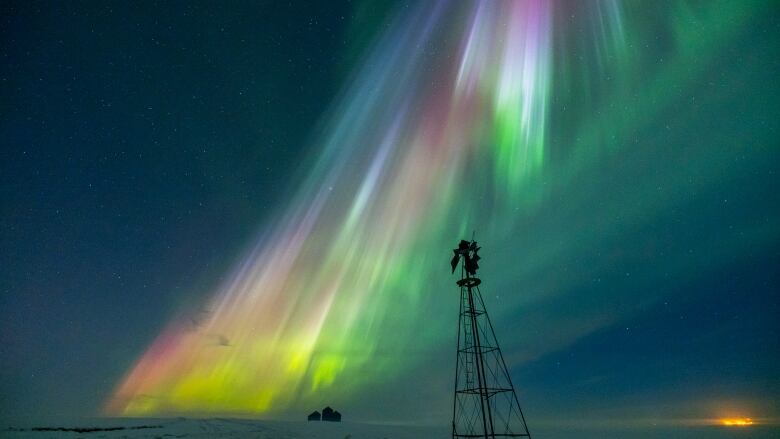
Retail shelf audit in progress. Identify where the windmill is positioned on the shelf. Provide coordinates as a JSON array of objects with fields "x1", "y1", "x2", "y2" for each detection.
[{"x1": 450, "y1": 238, "x2": 531, "y2": 438}]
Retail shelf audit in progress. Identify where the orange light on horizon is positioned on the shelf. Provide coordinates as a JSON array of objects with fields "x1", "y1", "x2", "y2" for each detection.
[{"x1": 721, "y1": 418, "x2": 754, "y2": 426}]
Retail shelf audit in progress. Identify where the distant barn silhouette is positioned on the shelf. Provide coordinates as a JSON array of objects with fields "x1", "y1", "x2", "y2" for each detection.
[
  {"x1": 321, "y1": 406, "x2": 342, "y2": 422},
  {"x1": 307, "y1": 410, "x2": 321, "y2": 421}
]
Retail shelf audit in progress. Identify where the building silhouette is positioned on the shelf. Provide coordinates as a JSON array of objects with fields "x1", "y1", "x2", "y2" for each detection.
[
  {"x1": 307, "y1": 406, "x2": 342, "y2": 422},
  {"x1": 321, "y1": 406, "x2": 342, "y2": 422}
]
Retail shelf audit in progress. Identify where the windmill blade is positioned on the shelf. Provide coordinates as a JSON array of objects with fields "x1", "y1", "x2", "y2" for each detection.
[{"x1": 450, "y1": 254, "x2": 460, "y2": 273}]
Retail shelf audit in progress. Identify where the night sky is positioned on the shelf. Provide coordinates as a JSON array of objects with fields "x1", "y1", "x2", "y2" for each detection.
[{"x1": 1, "y1": 0, "x2": 779, "y2": 436}]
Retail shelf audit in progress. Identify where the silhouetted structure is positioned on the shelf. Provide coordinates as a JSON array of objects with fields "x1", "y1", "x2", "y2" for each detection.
[
  {"x1": 307, "y1": 410, "x2": 321, "y2": 421},
  {"x1": 321, "y1": 406, "x2": 342, "y2": 422},
  {"x1": 451, "y1": 239, "x2": 531, "y2": 438}
]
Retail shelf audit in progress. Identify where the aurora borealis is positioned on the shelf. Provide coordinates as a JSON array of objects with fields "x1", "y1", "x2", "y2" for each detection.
[
  {"x1": 1, "y1": 0, "x2": 779, "y2": 436},
  {"x1": 106, "y1": 0, "x2": 560, "y2": 416}
]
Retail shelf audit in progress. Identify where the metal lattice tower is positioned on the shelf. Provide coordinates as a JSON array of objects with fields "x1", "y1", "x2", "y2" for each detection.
[{"x1": 450, "y1": 239, "x2": 531, "y2": 438}]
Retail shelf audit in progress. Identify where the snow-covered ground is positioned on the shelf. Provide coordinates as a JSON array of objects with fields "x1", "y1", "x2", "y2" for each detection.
[
  {"x1": 3, "y1": 418, "x2": 778, "y2": 438},
  {"x1": 2, "y1": 417, "x2": 447, "y2": 438}
]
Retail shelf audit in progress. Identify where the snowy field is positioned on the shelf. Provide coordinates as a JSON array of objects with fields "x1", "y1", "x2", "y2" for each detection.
[
  {"x1": 2, "y1": 417, "x2": 447, "y2": 439},
  {"x1": 2, "y1": 417, "x2": 778, "y2": 438}
]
